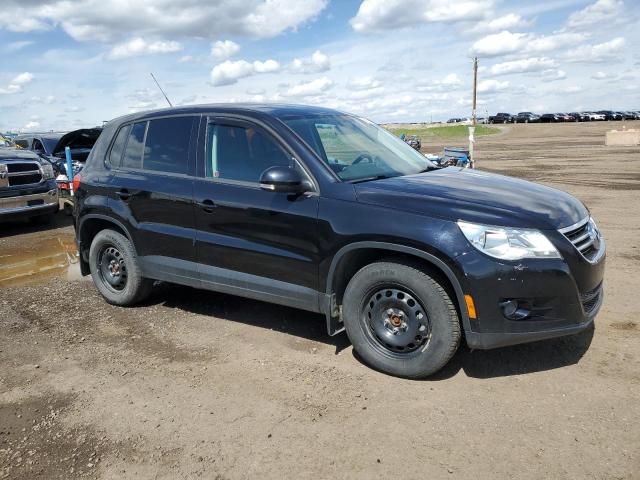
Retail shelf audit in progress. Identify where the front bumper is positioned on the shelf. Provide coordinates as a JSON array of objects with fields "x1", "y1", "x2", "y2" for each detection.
[
  {"x1": 456, "y1": 242, "x2": 605, "y2": 350},
  {"x1": 0, "y1": 186, "x2": 59, "y2": 220}
]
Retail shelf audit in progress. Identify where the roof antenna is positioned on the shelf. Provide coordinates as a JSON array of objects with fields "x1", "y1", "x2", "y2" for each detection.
[{"x1": 150, "y1": 72, "x2": 173, "y2": 107}]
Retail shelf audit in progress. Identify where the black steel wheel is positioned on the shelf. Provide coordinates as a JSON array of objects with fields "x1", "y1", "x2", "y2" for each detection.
[
  {"x1": 342, "y1": 261, "x2": 461, "y2": 378},
  {"x1": 362, "y1": 286, "x2": 431, "y2": 356},
  {"x1": 89, "y1": 229, "x2": 152, "y2": 306}
]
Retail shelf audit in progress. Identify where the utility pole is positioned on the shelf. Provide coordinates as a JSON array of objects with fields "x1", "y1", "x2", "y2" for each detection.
[{"x1": 469, "y1": 56, "x2": 478, "y2": 168}]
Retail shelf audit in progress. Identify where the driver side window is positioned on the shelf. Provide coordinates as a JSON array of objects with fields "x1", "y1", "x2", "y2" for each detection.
[
  {"x1": 206, "y1": 123, "x2": 291, "y2": 183},
  {"x1": 32, "y1": 139, "x2": 45, "y2": 153}
]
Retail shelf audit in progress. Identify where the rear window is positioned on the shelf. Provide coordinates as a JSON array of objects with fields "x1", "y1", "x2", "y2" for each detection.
[
  {"x1": 109, "y1": 125, "x2": 131, "y2": 167},
  {"x1": 143, "y1": 117, "x2": 194, "y2": 175},
  {"x1": 121, "y1": 122, "x2": 146, "y2": 170}
]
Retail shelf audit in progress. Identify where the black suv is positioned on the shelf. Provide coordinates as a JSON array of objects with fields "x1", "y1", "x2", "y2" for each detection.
[{"x1": 74, "y1": 105, "x2": 605, "y2": 378}]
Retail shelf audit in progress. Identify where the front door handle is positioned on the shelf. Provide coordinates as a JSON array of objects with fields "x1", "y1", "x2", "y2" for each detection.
[{"x1": 196, "y1": 199, "x2": 216, "y2": 213}]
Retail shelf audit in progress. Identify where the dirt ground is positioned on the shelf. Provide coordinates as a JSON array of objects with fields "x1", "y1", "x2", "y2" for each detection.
[{"x1": 1, "y1": 121, "x2": 639, "y2": 480}]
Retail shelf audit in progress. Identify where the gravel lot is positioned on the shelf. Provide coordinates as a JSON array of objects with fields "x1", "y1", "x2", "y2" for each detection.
[{"x1": 1, "y1": 121, "x2": 639, "y2": 479}]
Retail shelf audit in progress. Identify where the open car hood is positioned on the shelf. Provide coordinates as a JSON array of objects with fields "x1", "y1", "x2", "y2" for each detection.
[{"x1": 52, "y1": 128, "x2": 102, "y2": 157}]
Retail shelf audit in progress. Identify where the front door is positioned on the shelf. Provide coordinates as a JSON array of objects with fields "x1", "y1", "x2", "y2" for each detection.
[{"x1": 192, "y1": 117, "x2": 322, "y2": 310}]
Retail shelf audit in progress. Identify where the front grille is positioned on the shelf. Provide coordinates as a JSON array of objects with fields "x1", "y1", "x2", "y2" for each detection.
[
  {"x1": 3, "y1": 162, "x2": 43, "y2": 187},
  {"x1": 560, "y1": 218, "x2": 599, "y2": 262},
  {"x1": 580, "y1": 284, "x2": 602, "y2": 315}
]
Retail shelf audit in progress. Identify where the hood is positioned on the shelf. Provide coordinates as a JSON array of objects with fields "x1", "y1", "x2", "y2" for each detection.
[
  {"x1": 0, "y1": 147, "x2": 42, "y2": 162},
  {"x1": 52, "y1": 128, "x2": 102, "y2": 158},
  {"x1": 354, "y1": 167, "x2": 588, "y2": 230}
]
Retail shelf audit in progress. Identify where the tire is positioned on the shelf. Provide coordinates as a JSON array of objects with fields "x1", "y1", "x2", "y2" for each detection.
[
  {"x1": 89, "y1": 229, "x2": 153, "y2": 306},
  {"x1": 342, "y1": 261, "x2": 461, "y2": 378}
]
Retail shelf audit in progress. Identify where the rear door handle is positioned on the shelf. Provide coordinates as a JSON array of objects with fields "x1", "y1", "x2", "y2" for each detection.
[
  {"x1": 196, "y1": 199, "x2": 216, "y2": 213},
  {"x1": 116, "y1": 189, "x2": 132, "y2": 201}
]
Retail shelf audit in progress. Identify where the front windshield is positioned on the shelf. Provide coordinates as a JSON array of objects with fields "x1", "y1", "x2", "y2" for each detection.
[{"x1": 283, "y1": 114, "x2": 434, "y2": 182}]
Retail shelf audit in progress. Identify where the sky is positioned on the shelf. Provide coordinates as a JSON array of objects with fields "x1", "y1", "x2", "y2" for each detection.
[{"x1": 0, "y1": 0, "x2": 638, "y2": 132}]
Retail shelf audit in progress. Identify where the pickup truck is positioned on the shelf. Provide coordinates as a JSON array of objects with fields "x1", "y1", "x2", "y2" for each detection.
[
  {"x1": 488, "y1": 113, "x2": 513, "y2": 124},
  {"x1": 0, "y1": 147, "x2": 59, "y2": 223}
]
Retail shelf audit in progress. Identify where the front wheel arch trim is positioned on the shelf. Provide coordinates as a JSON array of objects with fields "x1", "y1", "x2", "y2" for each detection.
[{"x1": 325, "y1": 241, "x2": 472, "y2": 337}]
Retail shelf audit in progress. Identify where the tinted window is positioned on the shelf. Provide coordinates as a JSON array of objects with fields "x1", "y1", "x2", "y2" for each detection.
[
  {"x1": 206, "y1": 124, "x2": 290, "y2": 182},
  {"x1": 109, "y1": 125, "x2": 130, "y2": 167},
  {"x1": 143, "y1": 117, "x2": 194, "y2": 174},
  {"x1": 41, "y1": 137, "x2": 61, "y2": 154},
  {"x1": 122, "y1": 122, "x2": 146, "y2": 169},
  {"x1": 15, "y1": 139, "x2": 29, "y2": 149}
]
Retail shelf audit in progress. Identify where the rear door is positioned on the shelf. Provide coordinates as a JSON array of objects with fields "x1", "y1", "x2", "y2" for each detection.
[
  {"x1": 109, "y1": 115, "x2": 199, "y2": 282},
  {"x1": 192, "y1": 116, "x2": 322, "y2": 308}
]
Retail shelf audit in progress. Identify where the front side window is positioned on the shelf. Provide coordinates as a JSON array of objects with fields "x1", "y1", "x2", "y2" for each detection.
[
  {"x1": 121, "y1": 122, "x2": 146, "y2": 170},
  {"x1": 32, "y1": 139, "x2": 45, "y2": 153},
  {"x1": 284, "y1": 114, "x2": 434, "y2": 182},
  {"x1": 206, "y1": 123, "x2": 291, "y2": 182},
  {"x1": 143, "y1": 116, "x2": 194, "y2": 175}
]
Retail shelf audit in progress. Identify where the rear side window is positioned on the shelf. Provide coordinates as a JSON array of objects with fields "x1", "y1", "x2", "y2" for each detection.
[
  {"x1": 143, "y1": 117, "x2": 194, "y2": 175},
  {"x1": 109, "y1": 125, "x2": 130, "y2": 167},
  {"x1": 15, "y1": 139, "x2": 29, "y2": 149},
  {"x1": 121, "y1": 122, "x2": 146, "y2": 169}
]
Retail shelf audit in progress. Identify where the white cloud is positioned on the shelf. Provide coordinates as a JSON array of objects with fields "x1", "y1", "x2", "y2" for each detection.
[
  {"x1": 0, "y1": 72, "x2": 34, "y2": 95},
  {"x1": 348, "y1": 76, "x2": 383, "y2": 90},
  {"x1": 0, "y1": 0, "x2": 328, "y2": 41},
  {"x1": 290, "y1": 50, "x2": 331, "y2": 73},
  {"x1": 471, "y1": 30, "x2": 586, "y2": 57},
  {"x1": 489, "y1": 57, "x2": 556, "y2": 75},
  {"x1": 440, "y1": 73, "x2": 462, "y2": 86},
  {"x1": 477, "y1": 79, "x2": 509, "y2": 93},
  {"x1": 211, "y1": 40, "x2": 240, "y2": 60},
  {"x1": 471, "y1": 13, "x2": 531, "y2": 33},
  {"x1": 4, "y1": 41, "x2": 34, "y2": 53},
  {"x1": 23, "y1": 121, "x2": 40, "y2": 131},
  {"x1": 564, "y1": 37, "x2": 626, "y2": 63},
  {"x1": 210, "y1": 59, "x2": 280, "y2": 86},
  {"x1": 284, "y1": 77, "x2": 334, "y2": 97},
  {"x1": 12, "y1": 72, "x2": 34, "y2": 85},
  {"x1": 108, "y1": 37, "x2": 182, "y2": 59},
  {"x1": 350, "y1": 0, "x2": 493, "y2": 32},
  {"x1": 567, "y1": 0, "x2": 625, "y2": 29}
]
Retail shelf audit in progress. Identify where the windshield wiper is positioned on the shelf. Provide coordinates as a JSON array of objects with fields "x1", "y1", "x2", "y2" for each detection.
[{"x1": 348, "y1": 174, "x2": 396, "y2": 184}]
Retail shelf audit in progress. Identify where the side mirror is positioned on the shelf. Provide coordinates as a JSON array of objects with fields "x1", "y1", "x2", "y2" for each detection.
[{"x1": 259, "y1": 166, "x2": 308, "y2": 193}]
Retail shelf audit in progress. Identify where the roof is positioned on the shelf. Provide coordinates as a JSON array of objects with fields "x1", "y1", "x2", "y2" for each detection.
[{"x1": 109, "y1": 103, "x2": 347, "y2": 126}]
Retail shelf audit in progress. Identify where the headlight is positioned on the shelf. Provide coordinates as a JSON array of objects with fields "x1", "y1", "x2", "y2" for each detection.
[
  {"x1": 457, "y1": 221, "x2": 561, "y2": 260},
  {"x1": 41, "y1": 163, "x2": 55, "y2": 180}
]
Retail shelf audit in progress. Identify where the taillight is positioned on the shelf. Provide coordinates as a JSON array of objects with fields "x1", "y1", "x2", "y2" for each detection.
[{"x1": 72, "y1": 173, "x2": 82, "y2": 192}]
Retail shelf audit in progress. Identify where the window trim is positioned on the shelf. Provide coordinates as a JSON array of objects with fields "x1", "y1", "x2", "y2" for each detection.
[{"x1": 201, "y1": 114, "x2": 319, "y2": 194}]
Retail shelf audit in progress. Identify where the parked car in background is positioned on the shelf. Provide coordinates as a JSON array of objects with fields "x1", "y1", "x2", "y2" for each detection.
[
  {"x1": 515, "y1": 112, "x2": 540, "y2": 123},
  {"x1": 570, "y1": 112, "x2": 590, "y2": 122},
  {"x1": 15, "y1": 128, "x2": 102, "y2": 176},
  {"x1": 476, "y1": 117, "x2": 488, "y2": 124},
  {"x1": 488, "y1": 112, "x2": 513, "y2": 124},
  {"x1": 620, "y1": 112, "x2": 636, "y2": 120},
  {"x1": 585, "y1": 112, "x2": 606, "y2": 121},
  {"x1": 1, "y1": 147, "x2": 58, "y2": 223},
  {"x1": 446, "y1": 118, "x2": 463, "y2": 124},
  {"x1": 405, "y1": 135, "x2": 421, "y2": 151},
  {"x1": 74, "y1": 104, "x2": 605, "y2": 378},
  {"x1": 596, "y1": 111, "x2": 622, "y2": 121},
  {"x1": 540, "y1": 113, "x2": 562, "y2": 123},
  {"x1": 557, "y1": 113, "x2": 576, "y2": 122}
]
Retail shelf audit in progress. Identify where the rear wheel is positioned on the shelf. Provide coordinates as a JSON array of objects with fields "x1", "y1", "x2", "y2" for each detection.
[
  {"x1": 89, "y1": 229, "x2": 152, "y2": 306},
  {"x1": 342, "y1": 261, "x2": 461, "y2": 378}
]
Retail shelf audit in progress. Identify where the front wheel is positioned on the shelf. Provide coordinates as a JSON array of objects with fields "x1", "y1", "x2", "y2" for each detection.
[
  {"x1": 342, "y1": 261, "x2": 461, "y2": 378},
  {"x1": 89, "y1": 229, "x2": 153, "y2": 306}
]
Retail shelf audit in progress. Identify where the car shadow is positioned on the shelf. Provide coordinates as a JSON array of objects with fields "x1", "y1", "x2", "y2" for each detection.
[
  {"x1": 430, "y1": 324, "x2": 595, "y2": 380},
  {"x1": 0, "y1": 211, "x2": 73, "y2": 238},
  {"x1": 148, "y1": 284, "x2": 594, "y2": 379},
  {"x1": 150, "y1": 284, "x2": 352, "y2": 353}
]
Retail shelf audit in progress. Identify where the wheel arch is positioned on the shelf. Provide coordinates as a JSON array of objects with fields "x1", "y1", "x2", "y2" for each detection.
[
  {"x1": 325, "y1": 242, "x2": 472, "y2": 337},
  {"x1": 78, "y1": 214, "x2": 136, "y2": 275}
]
